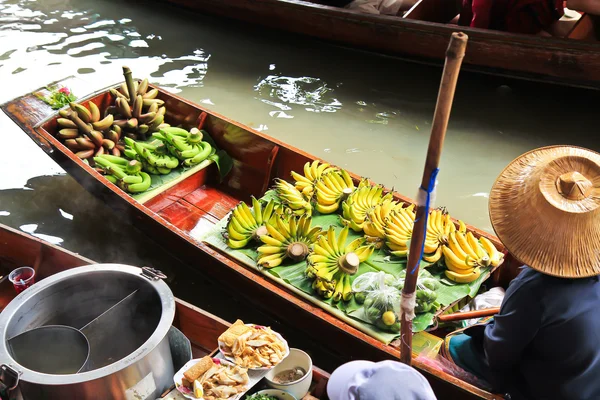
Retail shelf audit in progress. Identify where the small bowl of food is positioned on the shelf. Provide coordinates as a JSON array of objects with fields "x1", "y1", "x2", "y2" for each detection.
[
  {"x1": 264, "y1": 348, "x2": 313, "y2": 399},
  {"x1": 246, "y1": 389, "x2": 297, "y2": 400}
]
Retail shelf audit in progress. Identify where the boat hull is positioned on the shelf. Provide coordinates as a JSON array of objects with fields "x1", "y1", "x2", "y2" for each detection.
[{"x1": 157, "y1": 0, "x2": 600, "y2": 88}]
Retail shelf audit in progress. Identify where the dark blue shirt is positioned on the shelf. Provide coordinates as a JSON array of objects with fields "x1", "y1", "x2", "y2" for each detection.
[{"x1": 484, "y1": 267, "x2": 600, "y2": 400}]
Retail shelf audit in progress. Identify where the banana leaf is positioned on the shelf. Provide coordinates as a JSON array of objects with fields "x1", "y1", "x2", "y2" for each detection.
[{"x1": 198, "y1": 208, "x2": 492, "y2": 343}]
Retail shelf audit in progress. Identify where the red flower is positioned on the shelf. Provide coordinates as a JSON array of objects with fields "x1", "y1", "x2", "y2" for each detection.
[{"x1": 58, "y1": 87, "x2": 71, "y2": 95}]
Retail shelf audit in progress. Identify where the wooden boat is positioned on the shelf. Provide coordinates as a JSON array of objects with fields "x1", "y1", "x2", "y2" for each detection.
[
  {"x1": 2, "y1": 80, "x2": 520, "y2": 399},
  {"x1": 158, "y1": 0, "x2": 600, "y2": 88},
  {"x1": 0, "y1": 223, "x2": 330, "y2": 399}
]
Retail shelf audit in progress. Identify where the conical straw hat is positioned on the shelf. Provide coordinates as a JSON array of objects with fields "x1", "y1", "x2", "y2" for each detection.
[{"x1": 489, "y1": 146, "x2": 600, "y2": 278}]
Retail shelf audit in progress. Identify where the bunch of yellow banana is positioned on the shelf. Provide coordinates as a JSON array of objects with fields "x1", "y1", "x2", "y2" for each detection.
[
  {"x1": 224, "y1": 197, "x2": 277, "y2": 249},
  {"x1": 363, "y1": 199, "x2": 404, "y2": 248},
  {"x1": 341, "y1": 184, "x2": 393, "y2": 232},
  {"x1": 383, "y1": 205, "x2": 416, "y2": 258},
  {"x1": 291, "y1": 160, "x2": 338, "y2": 197},
  {"x1": 273, "y1": 179, "x2": 313, "y2": 216},
  {"x1": 313, "y1": 170, "x2": 357, "y2": 214},
  {"x1": 442, "y1": 231, "x2": 503, "y2": 283},
  {"x1": 257, "y1": 214, "x2": 323, "y2": 268},
  {"x1": 306, "y1": 226, "x2": 374, "y2": 302},
  {"x1": 422, "y1": 208, "x2": 466, "y2": 264}
]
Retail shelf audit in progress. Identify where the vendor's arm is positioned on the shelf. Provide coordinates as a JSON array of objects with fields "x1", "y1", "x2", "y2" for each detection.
[{"x1": 484, "y1": 268, "x2": 542, "y2": 372}]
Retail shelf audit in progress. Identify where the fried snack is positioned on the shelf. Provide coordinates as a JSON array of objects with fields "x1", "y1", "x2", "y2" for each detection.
[
  {"x1": 180, "y1": 356, "x2": 249, "y2": 400},
  {"x1": 200, "y1": 362, "x2": 249, "y2": 400},
  {"x1": 219, "y1": 320, "x2": 287, "y2": 368},
  {"x1": 183, "y1": 356, "x2": 215, "y2": 385}
]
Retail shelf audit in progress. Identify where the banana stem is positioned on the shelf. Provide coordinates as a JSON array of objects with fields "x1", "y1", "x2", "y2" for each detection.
[
  {"x1": 338, "y1": 253, "x2": 359, "y2": 275},
  {"x1": 286, "y1": 242, "x2": 309, "y2": 262},
  {"x1": 70, "y1": 112, "x2": 92, "y2": 135},
  {"x1": 123, "y1": 66, "x2": 136, "y2": 100},
  {"x1": 253, "y1": 225, "x2": 268, "y2": 240}
]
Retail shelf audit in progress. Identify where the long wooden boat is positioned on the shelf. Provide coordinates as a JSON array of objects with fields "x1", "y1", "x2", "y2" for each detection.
[
  {"x1": 0, "y1": 223, "x2": 330, "y2": 399},
  {"x1": 157, "y1": 0, "x2": 600, "y2": 88},
  {"x1": 2, "y1": 80, "x2": 520, "y2": 399}
]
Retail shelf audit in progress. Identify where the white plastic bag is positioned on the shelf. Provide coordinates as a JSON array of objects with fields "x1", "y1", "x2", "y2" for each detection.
[{"x1": 460, "y1": 287, "x2": 505, "y2": 327}]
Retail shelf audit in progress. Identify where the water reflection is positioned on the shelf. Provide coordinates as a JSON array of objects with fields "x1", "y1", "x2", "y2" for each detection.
[{"x1": 254, "y1": 75, "x2": 342, "y2": 113}]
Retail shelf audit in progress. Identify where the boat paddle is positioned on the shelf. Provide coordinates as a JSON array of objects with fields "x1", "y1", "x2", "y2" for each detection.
[{"x1": 399, "y1": 32, "x2": 469, "y2": 365}]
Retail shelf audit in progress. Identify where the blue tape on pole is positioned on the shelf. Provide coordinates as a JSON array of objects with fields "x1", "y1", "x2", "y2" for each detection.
[{"x1": 410, "y1": 167, "x2": 440, "y2": 274}]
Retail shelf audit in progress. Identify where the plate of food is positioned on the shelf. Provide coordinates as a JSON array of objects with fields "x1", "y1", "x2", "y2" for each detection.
[
  {"x1": 218, "y1": 320, "x2": 290, "y2": 370},
  {"x1": 174, "y1": 356, "x2": 250, "y2": 400}
]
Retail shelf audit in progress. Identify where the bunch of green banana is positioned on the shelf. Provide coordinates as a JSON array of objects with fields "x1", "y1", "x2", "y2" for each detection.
[
  {"x1": 442, "y1": 231, "x2": 503, "y2": 283},
  {"x1": 341, "y1": 183, "x2": 393, "y2": 232},
  {"x1": 257, "y1": 214, "x2": 323, "y2": 268},
  {"x1": 273, "y1": 179, "x2": 313, "y2": 216},
  {"x1": 291, "y1": 160, "x2": 338, "y2": 198},
  {"x1": 313, "y1": 170, "x2": 357, "y2": 214},
  {"x1": 422, "y1": 208, "x2": 463, "y2": 264},
  {"x1": 363, "y1": 199, "x2": 404, "y2": 248},
  {"x1": 153, "y1": 127, "x2": 212, "y2": 167},
  {"x1": 224, "y1": 197, "x2": 279, "y2": 249},
  {"x1": 123, "y1": 137, "x2": 179, "y2": 175},
  {"x1": 306, "y1": 226, "x2": 375, "y2": 302},
  {"x1": 93, "y1": 155, "x2": 152, "y2": 193},
  {"x1": 106, "y1": 66, "x2": 169, "y2": 141},
  {"x1": 56, "y1": 102, "x2": 121, "y2": 162},
  {"x1": 383, "y1": 205, "x2": 416, "y2": 258}
]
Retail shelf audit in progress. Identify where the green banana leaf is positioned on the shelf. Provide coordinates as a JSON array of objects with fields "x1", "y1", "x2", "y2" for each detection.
[
  {"x1": 132, "y1": 159, "x2": 213, "y2": 204},
  {"x1": 199, "y1": 207, "x2": 492, "y2": 344}
]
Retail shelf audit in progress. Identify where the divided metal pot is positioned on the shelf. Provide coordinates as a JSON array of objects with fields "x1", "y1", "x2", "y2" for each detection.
[{"x1": 0, "y1": 264, "x2": 176, "y2": 399}]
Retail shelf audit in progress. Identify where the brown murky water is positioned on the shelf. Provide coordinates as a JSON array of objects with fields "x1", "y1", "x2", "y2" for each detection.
[{"x1": 1, "y1": 0, "x2": 599, "y2": 371}]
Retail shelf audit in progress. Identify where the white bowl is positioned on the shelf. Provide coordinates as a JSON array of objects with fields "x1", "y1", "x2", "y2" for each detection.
[
  {"x1": 264, "y1": 348, "x2": 313, "y2": 399},
  {"x1": 252, "y1": 389, "x2": 297, "y2": 400}
]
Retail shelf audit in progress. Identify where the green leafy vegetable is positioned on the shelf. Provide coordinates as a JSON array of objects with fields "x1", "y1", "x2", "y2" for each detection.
[
  {"x1": 37, "y1": 86, "x2": 76, "y2": 109},
  {"x1": 245, "y1": 394, "x2": 279, "y2": 400}
]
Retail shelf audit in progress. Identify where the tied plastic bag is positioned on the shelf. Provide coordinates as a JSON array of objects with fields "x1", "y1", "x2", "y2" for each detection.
[
  {"x1": 352, "y1": 271, "x2": 395, "y2": 304},
  {"x1": 361, "y1": 272, "x2": 402, "y2": 333},
  {"x1": 392, "y1": 269, "x2": 440, "y2": 314}
]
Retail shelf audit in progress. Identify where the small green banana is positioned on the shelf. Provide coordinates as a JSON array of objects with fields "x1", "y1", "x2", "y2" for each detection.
[
  {"x1": 125, "y1": 172, "x2": 151, "y2": 193},
  {"x1": 161, "y1": 127, "x2": 189, "y2": 137},
  {"x1": 122, "y1": 174, "x2": 143, "y2": 184},
  {"x1": 97, "y1": 154, "x2": 128, "y2": 166},
  {"x1": 126, "y1": 160, "x2": 142, "y2": 174},
  {"x1": 182, "y1": 142, "x2": 212, "y2": 167},
  {"x1": 177, "y1": 146, "x2": 201, "y2": 159}
]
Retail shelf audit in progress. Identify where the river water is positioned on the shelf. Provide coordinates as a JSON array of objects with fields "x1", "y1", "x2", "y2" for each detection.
[{"x1": 1, "y1": 0, "x2": 599, "y2": 370}]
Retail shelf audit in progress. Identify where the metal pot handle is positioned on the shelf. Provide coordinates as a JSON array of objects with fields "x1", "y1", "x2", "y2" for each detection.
[
  {"x1": 141, "y1": 267, "x2": 166, "y2": 281},
  {"x1": 0, "y1": 364, "x2": 20, "y2": 400}
]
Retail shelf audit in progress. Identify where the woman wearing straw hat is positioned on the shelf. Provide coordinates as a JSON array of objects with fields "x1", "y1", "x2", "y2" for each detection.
[{"x1": 443, "y1": 146, "x2": 600, "y2": 400}]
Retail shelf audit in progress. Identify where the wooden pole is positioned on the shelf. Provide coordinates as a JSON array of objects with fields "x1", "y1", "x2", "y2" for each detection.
[
  {"x1": 437, "y1": 307, "x2": 500, "y2": 323},
  {"x1": 399, "y1": 32, "x2": 468, "y2": 365}
]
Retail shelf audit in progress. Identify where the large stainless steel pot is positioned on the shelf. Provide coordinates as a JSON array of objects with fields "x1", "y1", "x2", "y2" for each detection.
[{"x1": 0, "y1": 264, "x2": 176, "y2": 399}]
